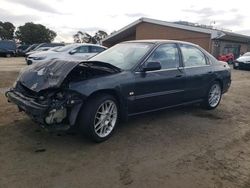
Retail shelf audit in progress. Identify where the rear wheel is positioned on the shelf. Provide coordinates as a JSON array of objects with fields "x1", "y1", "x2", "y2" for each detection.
[
  {"x1": 203, "y1": 81, "x2": 222, "y2": 110},
  {"x1": 78, "y1": 94, "x2": 118, "y2": 142}
]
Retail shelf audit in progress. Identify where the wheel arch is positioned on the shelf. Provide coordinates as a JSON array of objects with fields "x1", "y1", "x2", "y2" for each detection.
[
  {"x1": 213, "y1": 78, "x2": 223, "y2": 91},
  {"x1": 88, "y1": 89, "x2": 120, "y2": 102},
  {"x1": 86, "y1": 89, "x2": 128, "y2": 121}
]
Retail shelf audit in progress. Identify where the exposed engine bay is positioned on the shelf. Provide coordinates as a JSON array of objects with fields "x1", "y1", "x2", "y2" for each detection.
[
  {"x1": 65, "y1": 63, "x2": 119, "y2": 83},
  {"x1": 9, "y1": 82, "x2": 83, "y2": 130}
]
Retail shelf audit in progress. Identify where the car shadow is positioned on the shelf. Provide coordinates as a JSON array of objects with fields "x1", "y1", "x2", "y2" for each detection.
[{"x1": 0, "y1": 104, "x2": 227, "y2": 153}]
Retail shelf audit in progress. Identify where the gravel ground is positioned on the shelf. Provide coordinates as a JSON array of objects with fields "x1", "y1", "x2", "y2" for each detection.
[{"x1": 0, "y1": 57, "x2": 250, "y2": 188}]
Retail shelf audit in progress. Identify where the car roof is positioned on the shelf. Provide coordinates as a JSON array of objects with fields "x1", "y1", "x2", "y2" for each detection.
[
  {"x1": 72, "y1": 43, "x2": 107, "y2": 48},
  {"x1": 123, "y1": 40, "x2": 199, "y2": 47}
]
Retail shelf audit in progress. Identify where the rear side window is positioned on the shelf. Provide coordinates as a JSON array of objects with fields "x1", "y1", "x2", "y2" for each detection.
[
  {"x1": 76, "y1": 46, "x2": 89, "y2": 53},
  {"x1": 91, "y1": 46, "x2": 105, "y2": 53},
  {"x1": 146, "y1": 43, "x2": 180, "y2": 69},
  {"x1": 180, "y1": 44, "x2": 207, "y2": 67}
]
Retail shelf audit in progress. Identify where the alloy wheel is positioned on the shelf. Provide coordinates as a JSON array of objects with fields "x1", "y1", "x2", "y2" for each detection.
[
  {"x1": 208, "y1": 84, "x2": 221, "y2": 108},
  {"x1": 94, "y1": 100, "x2": 118, "y2": 138}
]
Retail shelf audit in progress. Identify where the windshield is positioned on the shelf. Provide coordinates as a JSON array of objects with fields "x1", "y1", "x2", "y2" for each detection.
[
  {"x1": 54, "y1": 44, "x2": 76, "y2": 52},
  {"x1": 90, "y1": 43, "x2": 153, "y2": 70}
]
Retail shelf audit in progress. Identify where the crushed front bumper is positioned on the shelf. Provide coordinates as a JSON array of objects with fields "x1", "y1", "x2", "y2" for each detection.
[
  {"x1": 6, "y1": 90, "x2": 47, "y2": 114},
  {"x1": 6, "y1": 90, "x2": 48, "y2": 123},
  {"x1": 6, "y1": 89, "x2": 83, "y2": 130}
]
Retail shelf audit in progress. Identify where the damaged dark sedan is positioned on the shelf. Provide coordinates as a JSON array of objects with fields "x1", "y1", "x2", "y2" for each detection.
[{"x1": 6, "y1": 40, "x2": 231, "y2": 142}]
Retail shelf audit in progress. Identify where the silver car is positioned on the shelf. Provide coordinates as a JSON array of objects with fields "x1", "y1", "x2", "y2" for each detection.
[{"x1": 26, "y1": 43, "x2": 107, "y2": 65}]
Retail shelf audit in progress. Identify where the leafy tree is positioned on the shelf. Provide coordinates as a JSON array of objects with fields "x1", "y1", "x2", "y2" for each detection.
[
  {"x1": 73, "y1": 31, "x2": 92, "y2": 43},
  {"x1": 15, "y1": 22, "x2": 56, "y2": 44},
  {"x1": 73, "y1": 30, "x2": 108, "y2": 44},
  {"x1": 93, "y1": 30, "x2": 108, "y2": 43},
  {"x1": 0, "y1": 21, "x2": 15, "y2": 40}
]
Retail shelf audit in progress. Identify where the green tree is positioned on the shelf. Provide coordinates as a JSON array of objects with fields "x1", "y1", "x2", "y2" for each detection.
[
  {"x1": 0, "y1": 21, "x2": 15, "y2": 40},
  {"x1": 93, "y1": 30, "x2": 108, "y2": 44},
  {"x1": 15, "y1": 22, "x2": 56, "y2": 44}
]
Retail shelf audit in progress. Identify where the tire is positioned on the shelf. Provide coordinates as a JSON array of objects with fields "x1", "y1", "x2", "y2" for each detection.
[
  {"x1": 78, "y1": 94, "x2": 119, "y2": 142},
  {"x1": 27, "y1": 60, "x2": 32, "y2": 65},
  {"x1": 203, "y1": 81, "x2": 222, "y2": 110}
]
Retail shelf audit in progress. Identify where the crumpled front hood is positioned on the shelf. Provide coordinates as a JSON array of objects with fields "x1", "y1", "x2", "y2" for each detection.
[{"x1": 18, "y1": 59, "x2": 80, "y2": 92}]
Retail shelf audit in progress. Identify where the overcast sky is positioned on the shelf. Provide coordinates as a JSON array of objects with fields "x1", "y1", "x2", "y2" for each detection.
[{"x1": 0, "y1": 0, "x2": 249, "y2": 42}]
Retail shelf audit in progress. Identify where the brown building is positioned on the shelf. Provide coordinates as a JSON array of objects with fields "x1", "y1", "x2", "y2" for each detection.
[{"x1": 102, "y1": 17, "x2": 250, "y2": 58}]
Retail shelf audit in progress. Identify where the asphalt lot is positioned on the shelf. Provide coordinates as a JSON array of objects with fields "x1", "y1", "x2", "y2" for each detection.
[{"x1": 1, "y1": 57, "x2": 250, "y2": 188}]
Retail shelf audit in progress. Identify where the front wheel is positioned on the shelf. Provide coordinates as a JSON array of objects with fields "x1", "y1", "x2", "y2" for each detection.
[
  {"x1": 78, "y1": 94, "x2": 119, "y2": 142},
  {"x1": 203, "y1": 81, "x2": 222, "y2": 110}
]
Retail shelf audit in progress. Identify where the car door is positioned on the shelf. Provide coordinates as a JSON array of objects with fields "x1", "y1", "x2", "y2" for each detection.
[
  {"x1": 179, "y1": 44, "x2": 214, "y2": 102},
  {"x1": 129, "y1": 43, "x2": 186, "y2": 114}
]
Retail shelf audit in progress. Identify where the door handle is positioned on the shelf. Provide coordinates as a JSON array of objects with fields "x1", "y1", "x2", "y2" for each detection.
[
  {"x1": 208, "y1": 71, "x2": 213, "y2": 74},
  {"x1": 177, "y1": 67, "x2": 184, "y2": 72}
]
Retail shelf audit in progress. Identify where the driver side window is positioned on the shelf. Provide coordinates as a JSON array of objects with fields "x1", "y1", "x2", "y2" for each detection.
[{"x1": 146, "y1": 43, "x2": 180, "y2": 69}]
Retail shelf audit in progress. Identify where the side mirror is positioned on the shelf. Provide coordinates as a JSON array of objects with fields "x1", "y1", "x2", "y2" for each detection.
[
  {"x1": 142, "y1": 61, "x2": 161, "y2": 72},
  {"x1": 69, "y1": 49, "x2": 77, "y2": 55}
]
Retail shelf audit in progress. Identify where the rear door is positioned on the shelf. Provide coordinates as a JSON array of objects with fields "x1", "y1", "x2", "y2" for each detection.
[
  {"x1": 129, "y1": 43, "x2": 186, "y2": 114},
  {"x1": 179, "y1": 44, "x2": 213, "y2": 102}
]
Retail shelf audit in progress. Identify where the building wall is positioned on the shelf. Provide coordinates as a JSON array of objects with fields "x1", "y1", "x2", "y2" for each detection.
[
  {"x1": 240, "y1": 44, "x2": 250, "y2": 54},
  {"x1": 102, "y1": 32, "x2": 136, "y2": 47},
  {"x1": 212, "y1": 40, "x2": 250, "y2": 58},
  {"x1": 135, "y1": 22, "x2": 211, "y2": 52}
]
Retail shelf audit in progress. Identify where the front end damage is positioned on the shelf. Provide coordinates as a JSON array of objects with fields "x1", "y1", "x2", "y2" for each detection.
[
  {"x1": 6, "y1": 59, "x2": 120, "y2": 131},
  {"x1": 6, "y1": 82, "x2": 83, "y2": 130}
]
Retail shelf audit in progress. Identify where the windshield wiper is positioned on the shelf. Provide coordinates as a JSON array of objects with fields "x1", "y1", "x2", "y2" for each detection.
[{"x1": 83, "y1": 61, "x2": 122, "y2": 73}]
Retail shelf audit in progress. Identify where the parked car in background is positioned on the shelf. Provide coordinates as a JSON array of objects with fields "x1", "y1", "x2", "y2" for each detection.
[
  {"x1": 218, "y1": 53, "x2": 234, "y2": 64},
  {"x1": 25, "y1": 47, "x2": 54, "y2": 56},
  {"x1": 0, "y1": 40, "x2": 17, "y2": 57},
  {"x1": 17, "y1": 44, "x2": 30, "y2": 56},
  {"x1": 25, "y1": 43, "x2": 65, "y2": 57},
  {"x1": 32, "y1": 43, "x2": 65, "y2": 51},
  {"x1": 6, "y1": 40, "x2": 231, "y2": 142},
  {"x1": 26, "y1": 43, "x2": 106, "y2": 65},
  {"x1": 233, "y1": 52, "x2": 250, "y2": 70},
  {"x1": 23, "y1": 44, "x2": 39, "y2": 54}
]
